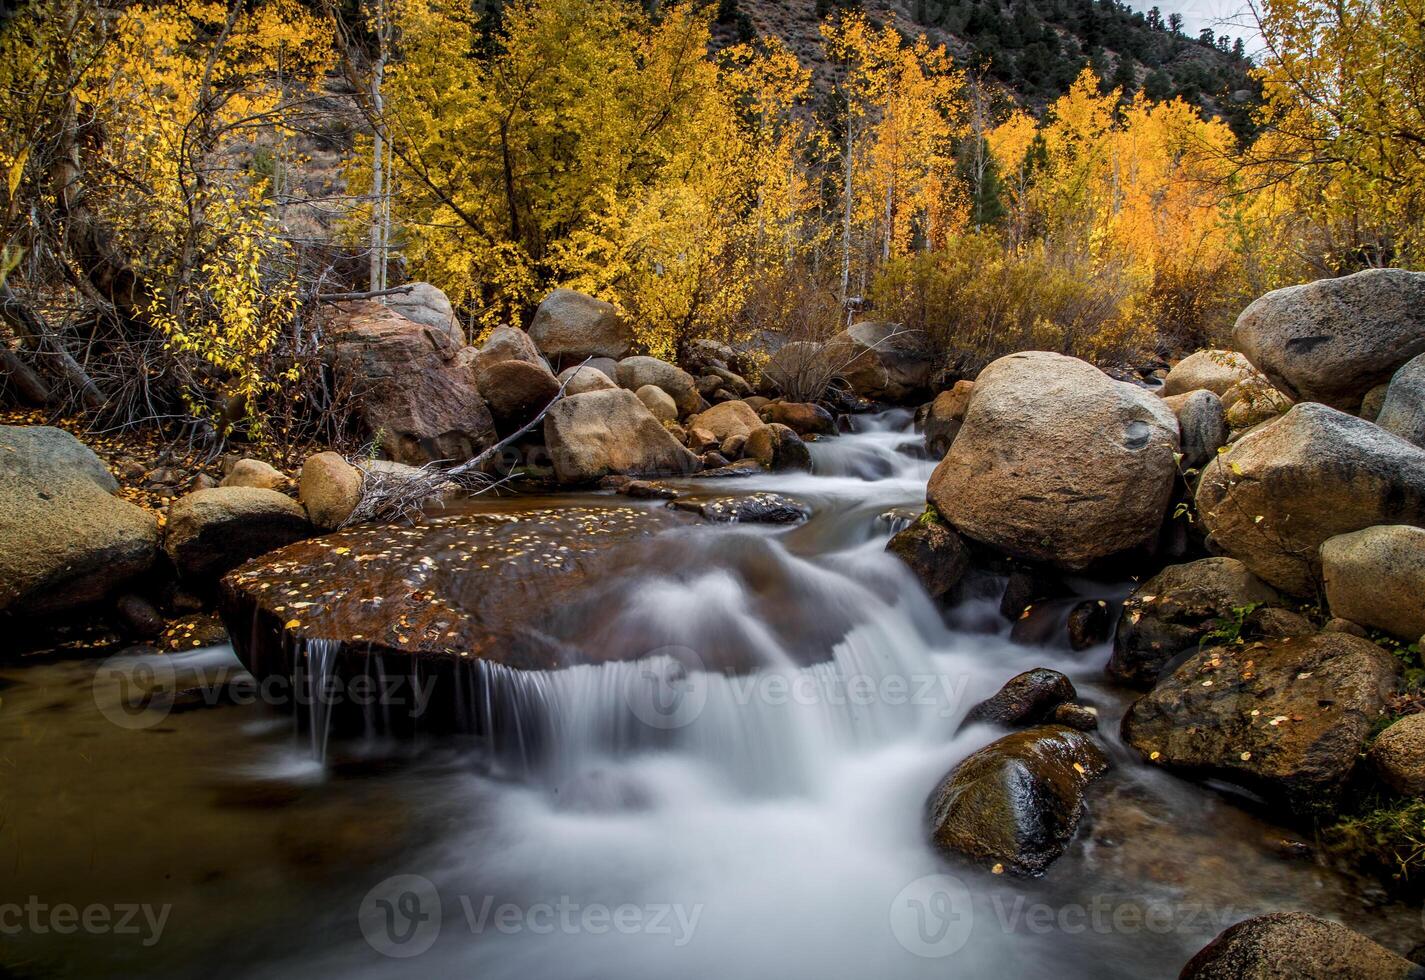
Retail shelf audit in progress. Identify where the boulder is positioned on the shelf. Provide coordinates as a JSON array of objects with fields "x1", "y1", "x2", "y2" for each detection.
[
  {"x1": 927, "y1": 352, "x2": 1180, "y2": 570},
  {"x1": 1066, "y1": 599, "x2": 1112, "y2": 650},
  {"x1": 164, "y1": 487, "x2": 312, "y2": 581},
  {"x1": 1122, "y1": 633, "x2": 1399, "y2": 815},
  {"x1": 1162, "y1": 389, "x2": 1227, "y2": 469},
  {"x1": 927, "y1": 725, "x2": 1108, "y2": 876},
  {"x1": 1231, "y1": 268, "x2": 1425, "y2": 411},
  {"x1": 0, "y1": 426, "x2": 159, "y2": 617},
  {"x1": 965, "y1": 669, "x2": 1077, "y2": 728},
  {"x1": 470, "y1": 324, "x2": 546, "y2": 378},
  {"x1": 1161, "y1": 349, "x2": 1258, "y2": 398},
  {"x1": 1181, "y1": 912, "x2": 1419, "y2": 980},
  {"x1": 479, "y1": 358, "x2": 561, "y2": 433},
  {"x1": 220, "y1": 458, "x2": 287, "y2": 491},
  {"x1": 702, "y1": 365, "x2": 753, "y2": 398},
  {"x1": 762, "y1": 401, "x2": 835, "y2": 437},
  {"x1": 886, "y1": 521, "x2": 971, "y2": 600},
  {"x1": 556, "y1": 365, "x2": 617, "y2": 395},
  {"x1": 544, "y1": 388, "x2": 701, "y2": 484},
  {"x1": 299, "y1": 452, "x2": 363, "y2": 530},
  {"x1": 1052, "y1": 703, "x2": 1099, "y2": 731},
  {"x1": 325, "y1": 301, "x2": 495, "y2": 464},
  {"x1": 616, "y1": 356, "x2": 701, "y2": 416},
  {"x1": 1107, "y1": 558, "x2": 1281, "y2": 688},
  {"x1": 1321, "y1": 525, "x2": 1425, "y2": 640},
  {"x1": 1196, "y1": 404, "x2": 1425, "y2": 595},
  {"x1": 635, "y1": 384, "x2": 678, "y2": 423},
  {"x1": 1368, "y1": 713, "x2": 1425, "y2": 796},
  {"x1": 744, "y1": 423, "x2": 811, "y2": 471},
  {"x1": 528, "y1": 288, "x2": 634, "y2": 365},
  {"x1": 826, "y1": 321, "x2": 935, "y2": 401},
  {"x1": 1361, "y1": 382, "x2": 1391, "y2": 422},
  {"x1": 1376, "y1": 352, "x2": 1425, "y2": 449},
  {"x1": 670, "y1": 492, "x2": 810, "y2": 525},
  {"x1": 386, "y1": 282, "x2": 463, "y2": 346},
  {"x1": 688, "y1": 400, "x2": 764, "y2": 444},
  {"x1": 924, "y1": 381, "x2": 974, "y2": 457}
]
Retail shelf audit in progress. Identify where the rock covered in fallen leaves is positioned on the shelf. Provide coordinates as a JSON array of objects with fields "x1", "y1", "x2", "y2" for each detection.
[
  {"x1": 1180, "y1": 912, "x2": 1419, "y2": 980},
  {"x1": 1122, "y1": 633, "x2": 1399, "y2": 816},
  {"x1": 927, "y1": 725, "x2": 1108, "y2": 876},
  {"x1": 671, "y1": 492, "x2": 810, "y2": 525}
]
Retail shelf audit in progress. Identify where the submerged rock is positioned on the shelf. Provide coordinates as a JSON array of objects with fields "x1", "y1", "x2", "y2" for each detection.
[
  {"x1": 885, "y1": 521, "x2": 970, "y2": 600},
  {"x1": 1181, "y1": 912, "x2": 1419, "y2": 979},
  {"x1": 670, "y1": 492, "x2": 810, "y2": 525},
  {"x1": 1122, "y1": 633, "x2": 1399, "y2": 816},
  {"x1": 927, "y1": 725, "x2": 1108, "y2": 876}
]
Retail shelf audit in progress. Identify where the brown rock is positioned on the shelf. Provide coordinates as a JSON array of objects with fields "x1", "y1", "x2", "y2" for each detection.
[{"x1": 299, "y1": 452, "x2": 363, "y2": 530}]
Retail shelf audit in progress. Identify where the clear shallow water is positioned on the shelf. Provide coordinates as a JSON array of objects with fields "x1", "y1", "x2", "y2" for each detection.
[{"x1": 2, "y1": 412, "x2": 1419, "y2": 978}]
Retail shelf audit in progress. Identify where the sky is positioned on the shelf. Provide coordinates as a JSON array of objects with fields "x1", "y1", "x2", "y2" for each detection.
[{"x1": 1148, "y1": 0, "x2": 1265, "y2": 53}]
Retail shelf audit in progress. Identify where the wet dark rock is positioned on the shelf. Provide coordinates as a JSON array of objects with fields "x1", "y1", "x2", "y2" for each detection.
[
  {"x1": 670, "y1": 492, "x2": 810, "y2": 525},
  {"x1": 923, "y1": 380, "x2": 974, "y2": 457},
  {"x1": 762, "y1": 401, "x2": 835, "y2": 437},
  {"x1": 1051, "y1": 702, "x2": 1099, "y2": 731},
  {"x1": 618, "y1": 480, "x2": 680, "y2": 501},
  {"x1": 691, "y1": 459, "x2": 761, "y2": 479},
  {"x1": 965, "y1": 668, "x2": 1077, "y2": 728},
  {"x1": 999, "y1": 566, "x2": 1069, "y2": 620},
  {"x1": 927, "y1": 724, "x2": 1109, "y2": 876},
  {"x1": 164, "y1": 487, "x2": 313, "y2": 582},
  {"x1": 1122, "y1": 633, "x2": 1399, "y2": 816},
  {"x1": 1107, "y1": 558, "x2": 1281, "y2": 689},
  {"x1": 1066, "y1": 599, "x2": 1113, "y2": 650},
  {"x1": 886, "y1": 521, "x2": 970, "y2": 600},
  {"x1": 699, "y1": 451, "x2": 731, "y2": 469},
  {"x1": 876, "y1": 508, "x2": 919, "y2": 535},
  {"x1": 744, "y1": 423, "x2": 812, "y2": 471},
  {"x1": 1180, "y1": 911, "x2": 1420, "y2": 979},
  {"x1": 115, "y1": 594, "x2": 165, "y2": 639},
  {"x1": 1244, "y1": 605, "x2": 1315, "y2": 640}
]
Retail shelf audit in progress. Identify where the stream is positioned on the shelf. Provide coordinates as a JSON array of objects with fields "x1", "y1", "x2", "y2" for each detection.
[{"x1": 2, "y1": 411, "x2": 1419, "y2": 978}]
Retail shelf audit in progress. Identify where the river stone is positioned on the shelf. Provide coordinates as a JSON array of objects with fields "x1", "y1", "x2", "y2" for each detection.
[
  {"x1": 1121, "y1": 633, "x2": 1399, "y2": 815},
  {"x1": 1181, "y1": 912, "x2": 1420, "y2": 980},
  {"x1": 965, "y1": 669, "x2": 1077, "y2": 728},
  {"x1": 886, "y1": 521, "x2": 970, "y2": 600},
  {"x1": 556, "y1": 365, "x2": 617, "y2": 395},
  {"x1": 1321, "y1": 525, "x2": 1425, "y2": 641},
  {"x1": 1368, "y1": 713, "x2": 1425, "y2": 796},
  {"x1": 528, "y1": 288, "x2": 634, "y2": 365},
  {"x1": 1066, "y1": 599, "x2": 1112, "y2": 650},
  {"x1": 0, "y1": 425, "x2": 160, "y2": 617},
  {"x1": 164, "y1": 487, "x2": 313, "y2": 581},
  {"x1": 1377, "y1": 352, "x2": 1425, "y2": 449},
  {"x1": 927, "y1": 725, "x2": 1108, "y2": 876},
  {"x1": 1161, "y1": 349, "x2": 1257, "y2": 398},
  {"x1": 616, "y1": 356, "x2": 701, "y2": 416},
  {"x1": 688, "y1": 400, "x2": 764, "y2": 444},
  {"x1": 1196, "y1": 404, "x2": 1425, "y2": 595},
  {"x1": 386, "y1": 282, "x2": 463, "y2": 347},
  {"x1": 635, "y1": 384, "x2": 678, "y2": 423},
  {"x1": 744, "y1": 422, "x2": 811, "y2": 472},
  {"x1": 299, "y1": 452, "x2": 362, "y2": 531},
  {"x1": 221, "y1": 458, "x2": 288, "y2": 491},
  {"x1": 325, "y1": 300, "x2": 495, "y2": 465},
  {"x1": 825, "y1": 321, "x2": 935, "y2": 401},
  {"x1": 928, "y1": 352, "x2": 1180, "y2": 570},
  {"x1": 544, "y1": 388, "x2": 701, "y2": 484},
  {"x1": 479, "y1": 358, "x2": 561, "y2": 433},
  {"x1": 1107, "y1": 558, "x2": 1281, "y2": 688},
  {"x1": 1162, "y1": 389, "x2": 1227, "y2": 469},
  {"x1": 762, "y1": 401, "x2": 835, "y2": 437},
  {"x1": 670, "y1": 492, "x2": 810, "y2": 524},
  {"x1": 924, "y1": 381, "x2": 974, "y2": 457},
  {"x1": 1232, "y1": 268, "x2": 1425, "y2": 411}
]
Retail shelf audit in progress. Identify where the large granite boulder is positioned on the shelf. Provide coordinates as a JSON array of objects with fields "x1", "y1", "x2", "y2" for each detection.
[
  {"x1": 386, "y1": 282, "x2": 463, "y2": 347},
  {"x1": 528, "y1": 289, "x2": 635, "y2": 365},
  {"x1": 825, "y1": 321, "x2": 935, "y2": 401},
  {"x1": 544, "y1": 388, "x2": 701, "y2": 484},
  {"x1": 1321, "y1": 525, "x2": 1425, "y2": 640},
  {"x1": 164, "y1": 487, "x2": 313, "y2": 581},
  {"x1": 1196, "y1": 404, "x2": 1425, "y2": 595},
  {"x1": 1181, "y1": 912, "x2": 1419, "y2": 980},
  {"x1": 1162, "y1": 389, "x2": 1227, "y2": 470},
  {"x1": 1161, "y1": 349, "x2": 1257, "y2": 398},
  {"x1": 470, "y1": 324, "x2": 546, "y2": 377},
  {"x1": 1376, "y1": 352, "x2": 1425, "y2": 449},
  {"x1": 0, "y1": 426, "x2": 159, "y2": 618},
  {"x1": 616, "y1": 356, "x2": 701, "y2": 416},
  {"x1": 479, "y1": 359, "x2": 561, "y2": 434},
  {"x1": 1232, "y1": 268, "x2": 1425, "y2": 411},
  {"x1": 927, "y1": 725, "x2": 1108, "y2": 876},
  {"x1": 556, "y1": 364, "x2": 618, "y2": 395},
  {"x1": 325, "y1": 301, "x2": 495, "y2": 464},
  {"x1": 928, "y1": 352, "x2": 1180, "y2": 569},
  {"x1": 1107, "y1": 557, "x2": 1281, "y2": 688},
  {"x1": 1122, "y1": 633, "x2": 1399, "y2": 815}
]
